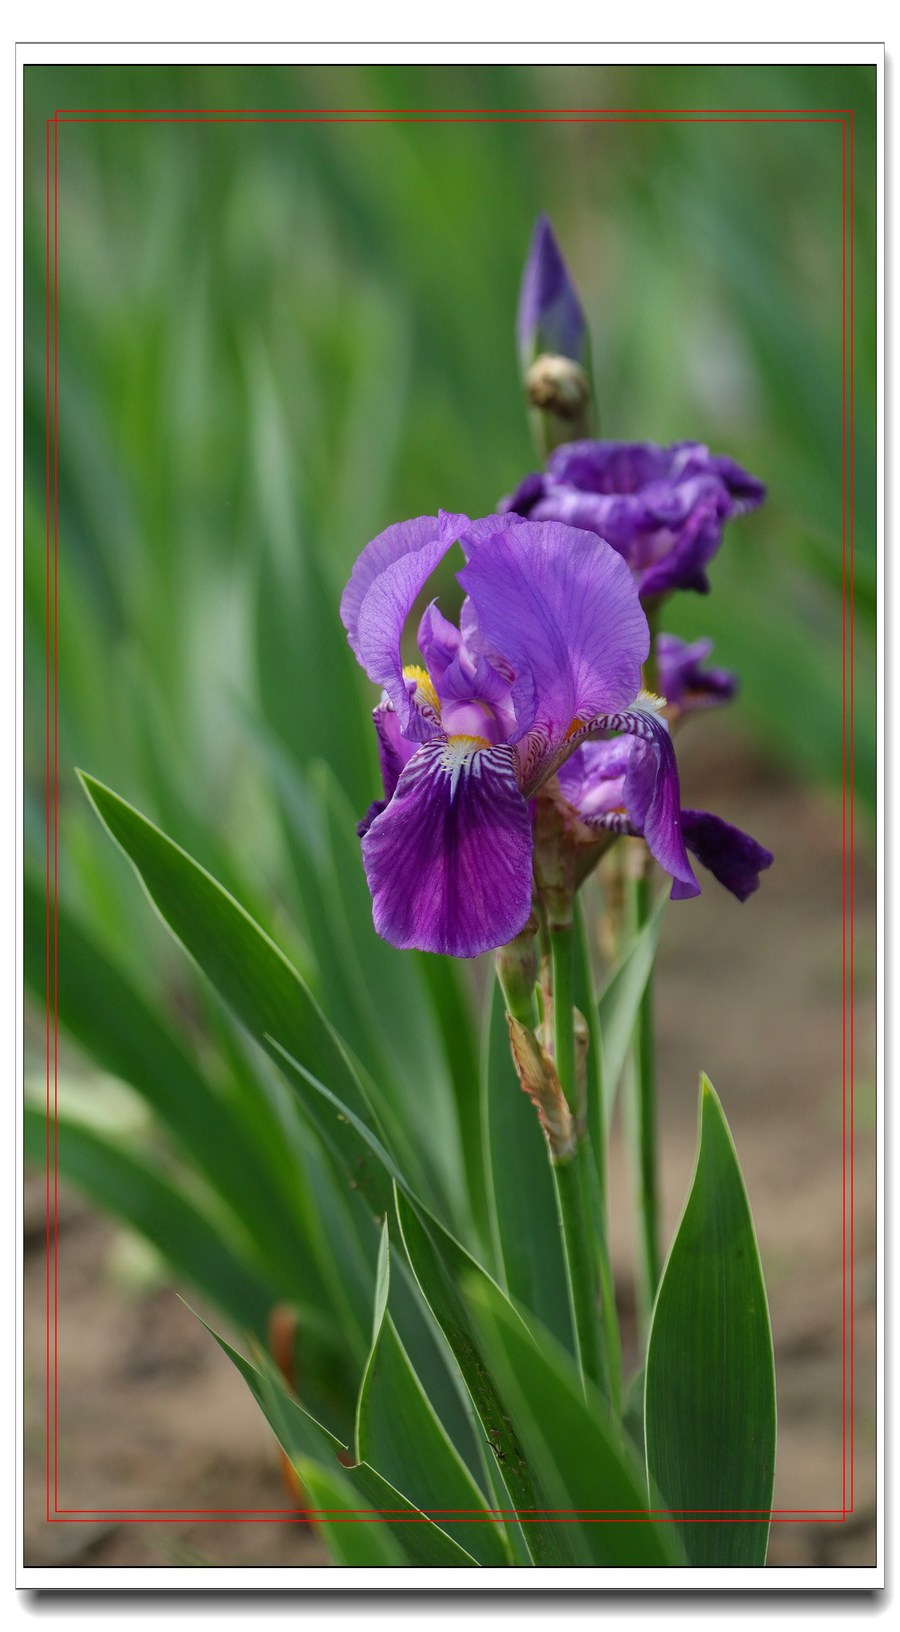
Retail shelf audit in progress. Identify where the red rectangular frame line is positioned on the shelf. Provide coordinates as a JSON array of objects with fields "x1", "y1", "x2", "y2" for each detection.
[{"x1": 41, "y1": 99, "x2": 857, "y2": 1533}]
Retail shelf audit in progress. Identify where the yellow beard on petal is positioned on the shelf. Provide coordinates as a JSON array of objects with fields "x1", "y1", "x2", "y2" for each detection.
[{"x1": 402, "y1": 663, "x2": 440, "y2": 714}]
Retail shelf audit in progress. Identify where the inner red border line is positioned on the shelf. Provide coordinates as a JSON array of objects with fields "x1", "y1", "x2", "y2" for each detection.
[{"x1": 43, "y1": 104, "x2": 856, "y2": 1530}]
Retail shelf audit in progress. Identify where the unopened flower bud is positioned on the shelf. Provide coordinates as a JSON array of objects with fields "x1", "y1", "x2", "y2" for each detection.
[{"x1": 517, "y1": 214, "x2": 589, "y2": 370}]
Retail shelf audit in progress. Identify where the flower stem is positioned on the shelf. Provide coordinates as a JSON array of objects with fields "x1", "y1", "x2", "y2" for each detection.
[
  {"x1": 626, "y1": 865, "x2": 661, "y2": 1339},
  {"x1": 548, "y1": 925, "x2": 606, "y2": 1397}
]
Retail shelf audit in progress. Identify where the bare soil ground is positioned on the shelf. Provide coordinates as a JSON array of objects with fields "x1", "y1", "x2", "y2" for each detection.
[{"x1": 23, "y1": 721, "x2": 876, "y2": 1571}]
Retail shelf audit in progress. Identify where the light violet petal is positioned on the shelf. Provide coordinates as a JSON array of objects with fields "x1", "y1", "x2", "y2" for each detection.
[
  {"x1": 417, "y1": 600, "x2": 462, "y2": 684},
  {"x1": 361, "y1": 739, "x2": 534, "y2": 958},
  {"x1": 353, "y1": 522, "x2": 457, "y2": 733},
  {"x1": 341, "y1": 514, "x2": 441, "y2": 659},
  {"x1": 458, "y1": 518, "x2": 648, "y2": 755}
]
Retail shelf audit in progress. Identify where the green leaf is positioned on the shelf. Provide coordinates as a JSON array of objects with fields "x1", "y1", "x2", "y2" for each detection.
[
  {"x1": 482, "y1": 978, "x2": 573, "y2": 1355},
  {"x1": 416, "y1": 950, "x2": 490, "y2": 1253},
  {"x1": 465, "y1": 1276, "x2": 685, "y2": 1568},
  {"x1": 291, "y1": 1460, "x2": 407, "y2": 1567},
  {"x1": 355, "y1": 1225, "x2": 510, "y2": 1566},
  {"x1": 24, "y1": 1105, "x2": 276, "y2": 1336},
  {"x1": 597, "y1": 887, "x2": 668, "y2": 1131},
  {"x1": 205, "y1": 1319, "x2": 480, "y2": 1568},
  {"x1": 22, "y1": 870, "x2": 333, "y2": 1309},
  {"x1": 392, "y1": 1185, "x2": 576, "y2": 1567},
  {"x1": 77, "y1": 773, "x2": 393, "y2": 1216},
  {"x1": 644, "y1": 1075, "x2": 776, "y2": 1566}
]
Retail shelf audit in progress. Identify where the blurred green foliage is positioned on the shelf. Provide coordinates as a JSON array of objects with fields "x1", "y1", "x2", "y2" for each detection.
[
  {"x1": 22, "y1": 62, "x2": 874, "y2": 1555},
  {"x1": 24, "y1": 64, "x2": 874, "y2": 912}
]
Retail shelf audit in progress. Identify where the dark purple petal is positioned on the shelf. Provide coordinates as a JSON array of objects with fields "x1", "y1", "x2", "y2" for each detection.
[
  {"x1": 357, "y1": 800, "x2": 387, "y2": 839},
  {"x1": 372, "y1": 698, "x2": 417, "y2": 801},
  {"x1": 680, "y1": 810, "x2": 774, "y2": 901},
  {"x1": 361, "y1": 738, "x2": 534, "y2": 958},
  {"x1": 497, "y1": 471, "x2": 545, "y2": 518},
  {"x1": 708, "y1": 455, "x2": 767, "y2": 512},
  {"x1": 637, "y1": 496, "x2": 722, "y2": 598},
  {"x1": 656, "y1": 632, "x2": 738, "y2": 712},
  {"x1": 350, "y1": 511, "x2": 466, "y2": 736},
  {"x1": 458, "y1": 518, "x2": 648, "y2": 759},
  {"x1": 516, "y1": 214, "x2": 587, "y2": 365}
]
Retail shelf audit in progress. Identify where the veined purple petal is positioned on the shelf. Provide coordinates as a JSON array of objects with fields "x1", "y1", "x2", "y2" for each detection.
[
  {"x1": 517, "y1": 214, "x2": 587, "y2": 365},
  {"x1": 361, "y1": 738, "x2": 534, "y2": 958},
  {"x1": 680, "y1": 810, "x2": 773, "y2": 901},
  {"x1": 341, "y1": 515, "x2": 440, "y2": 658},
  {"x1": 457, "y1": 518, "x2": 648, "y2": 764},
  {"x1": 567, "y1": 705, "x2": 699, "y2": 898},
  {"x1": 350, "y1": 511, "x2": 466, "y2": 735}
]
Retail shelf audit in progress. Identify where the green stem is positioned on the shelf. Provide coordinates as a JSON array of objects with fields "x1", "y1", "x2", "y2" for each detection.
[
  {"x1": 626, "y1": 867, "x2": 661, "y2": 1338},
  {"x1": 548, "y1": 926, "x2": 606, "y2": 1397}
]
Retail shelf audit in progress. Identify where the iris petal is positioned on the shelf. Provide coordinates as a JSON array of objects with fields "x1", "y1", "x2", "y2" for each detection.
[
  {"x1": 564, "y1": 705, "x2": 699, "y2": 899},
  {"x1": 680, "y1": 810, "x2": 774, "y2": 901},
  {"x1": 457, "y1": 518, "x2": 648, "y2": 764},
  {"x1": 347, "y1": 512, "x2": 466, "y2": 737},
  {"x1": 361, "y1": 738, "x2": 534, "y2": 958}
]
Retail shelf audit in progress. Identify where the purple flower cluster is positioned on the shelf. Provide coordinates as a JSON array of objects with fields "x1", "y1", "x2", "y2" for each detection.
[
  {"x1": 500, "y1": 439, "x2": 765, "y2": 599},
  {"x1": 339, "y1": 215, "x2": 772, "y2": 958},
  {"x1": 341, "y1": 511, "x2": 771, "y2": 957}
]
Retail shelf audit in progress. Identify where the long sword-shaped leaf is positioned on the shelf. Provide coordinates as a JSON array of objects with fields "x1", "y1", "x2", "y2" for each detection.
[
  {"x1": 644, "y1": 1076, "x2": 776, "y2": 1566},
  {"x1": 23, "y1": 870, "x2": 332, "y2": 1306},
  {"x1": 205, "y1": 1320, "x2": 480, "y2": 1568},
  {"x1": 78, "y1": 773, "x2": 393, "y2": 1216},
  {"x1": 24, "y1": 1105, "x2": 277, "y2": 1337},
  {"x1": 355, "y1": 1225, "x2": 510, "y2": 1566},
  {"x1": 481, "y1": 978, "x2": 573, "y2": 1354},
  {"x1": 597, "y1": 887, "x2": 668, "y2": 1132},
  {"x1": 464, "y1": 1276, "x2": 685, "y2": 1567}
]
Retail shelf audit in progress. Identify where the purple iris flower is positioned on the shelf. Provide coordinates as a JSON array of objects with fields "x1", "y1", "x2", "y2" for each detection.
[
  {"x1": 500, "y1": 439, "x2": 766, "y2": 597},
  {"x1": 517, "y1": 213, "x2": 588, "y2": 368},
  {"x1": 341, "y1": 511, "x2": 701, "y2": 959},
  {"x1": 557, "y1": 738, "x2": 773, "y2": 902},
  {"x1": 655, "y1": 632, "x2": 738, "y2": 714}
]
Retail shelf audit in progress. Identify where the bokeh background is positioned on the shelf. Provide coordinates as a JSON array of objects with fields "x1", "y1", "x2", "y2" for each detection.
[{"x1": 23, "y1": 62, "x2": 876, "y2": 1568}]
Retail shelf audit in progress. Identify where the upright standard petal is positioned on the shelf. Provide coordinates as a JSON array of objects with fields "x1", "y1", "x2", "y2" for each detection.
[
  {"x1": 348, "y1": 511, "x2": 466, "y2": 735},
  {"x1": 458, "y1": 518, "x2": 648, "y2": 768},
  {"x1": 341, "y1": 514, "x2": 441, "y2": 658},
  {"x1": 360, "y1": 738, "x2": 534, "y2": 958}
]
